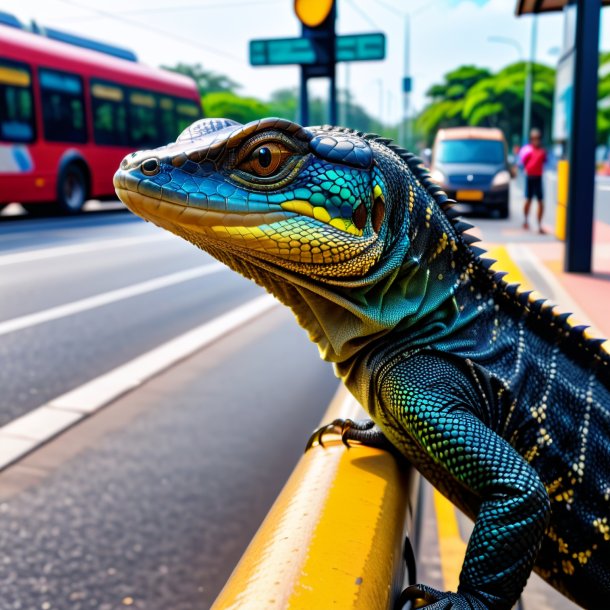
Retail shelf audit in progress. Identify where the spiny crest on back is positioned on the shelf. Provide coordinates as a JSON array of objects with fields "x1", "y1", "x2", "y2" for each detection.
[{"x1": 352, "y1": 128, "x2": 610, "y2": 383}]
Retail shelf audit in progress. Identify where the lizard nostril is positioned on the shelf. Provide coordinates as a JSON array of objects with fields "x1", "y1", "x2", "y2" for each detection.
[
  {"x1": 120, "y1": 158, "x2": 130, "y2": 170},
  {"x1": 141, "y1": 158, "x2": 160, "y2": 176}
]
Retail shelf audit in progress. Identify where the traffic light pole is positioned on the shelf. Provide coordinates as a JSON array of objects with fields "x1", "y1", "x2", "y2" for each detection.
[
  {"x1": 298, "y1": 1, "x2": 337, "y2": 127},
  {"x1": 565, "y1": 0, "x2": 601, "y2": 273},
  {"x1": 329, "y1": 65, "x2": 338, "y2": 125},
  {"x1": 299, "y1": 70, "x2": 309, "y2": 126}
]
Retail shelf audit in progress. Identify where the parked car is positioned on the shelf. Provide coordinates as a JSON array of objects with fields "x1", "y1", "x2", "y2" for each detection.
[{"x1": 429, "y1": 127, "x2": 513, "y2": 219}]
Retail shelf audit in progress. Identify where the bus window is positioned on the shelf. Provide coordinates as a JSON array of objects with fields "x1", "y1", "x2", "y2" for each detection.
[
  {"x1": 0, "y1": 59, "x2": 35, "y2": 142},
  {"x1": 159, "y1": 96, "x2": 176, "y2": 144},
  {"x1": 128, "y1": 90, "x2": 158, "y2": 147},
  {"x1": 39, "y1": 68, "x2": 86, "y2": 143},
  {"x1": 91, "y1": 80, "x2": 128, "y2": 146},
  {"x1": 175, "y1": 98, "x2": 200, "y2": 134}
]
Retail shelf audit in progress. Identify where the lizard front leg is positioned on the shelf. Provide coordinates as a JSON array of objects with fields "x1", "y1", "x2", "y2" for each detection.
[{"x1": 379, "y1": 353, "x2": 550, "y2": 610}]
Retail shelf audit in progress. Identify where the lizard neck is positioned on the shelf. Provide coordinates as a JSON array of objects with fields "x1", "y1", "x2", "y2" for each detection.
[{"x1": 213, "y1": 155, "x2": 474, "y2": 371}]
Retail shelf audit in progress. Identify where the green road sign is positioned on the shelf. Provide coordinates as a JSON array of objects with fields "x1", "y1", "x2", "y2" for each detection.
[
  {"x1": 249, "y1": 32, "x2": 385, "y2": 67},
  {"x1": 336, "y1": 33, "x2": 385, "y2": 62},
  {"x1": 250, "y1": 38, "x2": 317, "y2": 66}
]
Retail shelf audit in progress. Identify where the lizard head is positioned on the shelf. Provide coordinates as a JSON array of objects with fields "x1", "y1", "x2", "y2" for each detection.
[
  {"x1": 113, "y1": 118, "x2": 407, "y2": 284},
  {"x1": 114, "y1": 117, "x2": 466, "y2": 364}
]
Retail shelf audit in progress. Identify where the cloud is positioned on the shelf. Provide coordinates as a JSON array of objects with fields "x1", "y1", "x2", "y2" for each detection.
[{"x1": 447, "y1": 0, "x2": 492, "y2": 7}]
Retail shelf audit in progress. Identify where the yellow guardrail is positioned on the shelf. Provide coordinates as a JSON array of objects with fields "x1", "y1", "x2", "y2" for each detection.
[{"x1": 211, "y1": 386, "x2": 419, "y2": 610}]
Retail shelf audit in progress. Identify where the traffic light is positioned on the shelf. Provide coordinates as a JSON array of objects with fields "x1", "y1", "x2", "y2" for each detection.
[
  {"x1": 294, "y1": 0, "x2": 337, "y2": 124},
  {"x1": 294, "y1": 0, "x2": 336, "y2": 78},
  {"x1": 294, "y1": 0, "x2": 334, "y2": 28}
]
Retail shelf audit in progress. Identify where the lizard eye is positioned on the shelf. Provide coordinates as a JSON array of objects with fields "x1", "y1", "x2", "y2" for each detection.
[{"x1": 241, "y1": 142, "x2": 292, "y2": 177}]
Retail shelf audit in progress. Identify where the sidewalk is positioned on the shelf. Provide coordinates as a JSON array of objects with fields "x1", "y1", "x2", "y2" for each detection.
[{"x1": 482, "y1": 218, "x2": 610, "y2": 344}]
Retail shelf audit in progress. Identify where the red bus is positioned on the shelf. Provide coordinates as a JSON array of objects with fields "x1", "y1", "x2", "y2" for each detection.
[{"x1": 0, "y1": 23, "x2": 201, "y2": 214}]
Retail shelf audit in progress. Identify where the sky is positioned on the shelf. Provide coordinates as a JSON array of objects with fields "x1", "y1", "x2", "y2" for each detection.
[{"x1": 5, "y1": 0, "x2": 610, "y2": 125}]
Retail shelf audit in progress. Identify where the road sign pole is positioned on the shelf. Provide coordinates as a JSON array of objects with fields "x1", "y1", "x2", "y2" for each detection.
[
  {"x1": 329, "y1": 69, "x2": 338, "y2": 125},
  {"x1": 328, "y1": 2, "x2": 337, "y2": 125},
  {"x1": 565, "y1": 0, "x2": 601, "y2": 273},
  {"x1": 299, "y1": 69, "x2": 309, "y2": 126}
]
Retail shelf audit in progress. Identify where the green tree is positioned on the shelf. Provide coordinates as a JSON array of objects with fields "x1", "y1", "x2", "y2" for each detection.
[
  {"x1": 162, "y1": 62, "x2": 241, "y2": 95},
  {"x1": 201, "y1": 91, "x2": 271, "y2": 124},
  {"x1": 264, "y1": 88, "x2": 382, "y2": 135},
  {"x1": 158, "y1": 62, "x2": 396, "y2": 138},
  {"x1": 266, "y1": 89, "x2": 299, "y2": 122},
  {"x1": 462, "y1": 62, "x2": 555, "y2": 146},
  {"x1": 417, "y1": 66, "x2": 491, "y2": 141},
  {"x1": 417, "y1": 62, "x2": 555, "y2": 148},
  {"x1": 598, "y1": 52, "x2": 610, "y2": 145}
]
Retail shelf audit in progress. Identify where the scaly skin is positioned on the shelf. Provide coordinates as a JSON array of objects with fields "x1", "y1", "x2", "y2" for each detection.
[{"x1": 114, "y1": 118, "x2": 610, "y2": 610}]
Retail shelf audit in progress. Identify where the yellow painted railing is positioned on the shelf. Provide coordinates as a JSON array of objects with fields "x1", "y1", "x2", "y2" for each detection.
[{"x1": 211, "y1": 386, "x2": 419, "y2": 610}]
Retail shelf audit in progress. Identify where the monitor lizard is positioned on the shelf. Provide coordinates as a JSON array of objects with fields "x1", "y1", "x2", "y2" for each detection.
[{"x1": 114, "y1": 117, "x2": 610, "y2": 610}]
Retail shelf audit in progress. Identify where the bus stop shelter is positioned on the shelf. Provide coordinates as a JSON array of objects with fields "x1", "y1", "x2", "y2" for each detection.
[{"x1": 516, "y1": 0, "x2": 608, "y2": 272}]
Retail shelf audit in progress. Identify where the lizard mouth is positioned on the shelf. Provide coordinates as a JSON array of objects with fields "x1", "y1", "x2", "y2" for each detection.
[
  {"x1": 114, "y1": 166, "x2": 379, "y2": 272},
  {"x1": 115, "y1": 187, "x2": 295, "y2": 228},
  {"x1": 114, "y1": 183, "x2": 378, "y2": 270}
]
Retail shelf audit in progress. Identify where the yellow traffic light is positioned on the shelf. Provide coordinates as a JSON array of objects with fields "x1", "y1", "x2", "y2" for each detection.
[{"x1": 294, "y1": 0, "x2": 334, "y2": 28}]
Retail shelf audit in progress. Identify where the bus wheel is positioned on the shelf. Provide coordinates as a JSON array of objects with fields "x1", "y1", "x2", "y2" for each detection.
[{"x1": 56, "y1": 163, "x2": 87, "y2": 214}]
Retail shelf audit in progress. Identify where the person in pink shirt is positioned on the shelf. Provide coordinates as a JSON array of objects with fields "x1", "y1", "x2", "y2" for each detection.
[{"x1": 521, "y1": 128, "x2": 548, "y2": 234}]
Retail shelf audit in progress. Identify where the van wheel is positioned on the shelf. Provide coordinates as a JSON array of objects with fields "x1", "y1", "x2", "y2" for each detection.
[{"x1": 56, "y1": 163, "x2": 87, "y2": 214}]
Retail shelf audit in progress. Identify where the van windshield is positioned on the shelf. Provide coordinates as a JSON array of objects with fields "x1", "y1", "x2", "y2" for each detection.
[{"x1": 436, "y1": 139, "x2": 505, "y2": 164}]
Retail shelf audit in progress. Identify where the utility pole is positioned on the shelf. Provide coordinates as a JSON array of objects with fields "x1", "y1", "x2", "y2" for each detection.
[
  {"x1": 343, "y1": 63, "x2": 351, "y2": 126},
  {"x1": 376, "y1": 3, "x2": 432, "y2": 149},
  {"x1": 522, "y1": 15, "x2": 538, "y2": 143},
  {"x1": 403, "y1": 13, "x2": 411, "y2": 149}
]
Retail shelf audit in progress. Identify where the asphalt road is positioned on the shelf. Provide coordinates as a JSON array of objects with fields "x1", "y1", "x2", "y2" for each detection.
[
  {"x1": 1, "y1": 211, "x2": 261, "y2": 425},
  {"x1": 0, "y1": 208, "x2": 338, "y2": 609}
]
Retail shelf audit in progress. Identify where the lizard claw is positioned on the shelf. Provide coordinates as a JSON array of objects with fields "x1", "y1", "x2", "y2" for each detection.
[
  {"x1": 305, "y1": 418, "x2": 393, "y2": 452},
  {"x1": 396, "y1": 585, "x2": 444, "y2": 609},
  {"x1": 305, "y1": 418, "x2": 359, "y2": 451},
  {"x1": 396, "y1": 585, "x2": 492, "y2": 610}
]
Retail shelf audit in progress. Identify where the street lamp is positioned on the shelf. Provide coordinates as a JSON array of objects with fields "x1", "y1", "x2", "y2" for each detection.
[
  {"x1": 488, "y1": 35, "x2": 531, "y2": 146},
  {"x1": 374, "y1": 1, "x2": 434, "y2": 149},
  {"x1": 488, "y1": 16, "x2": 538, "y2": 146}
]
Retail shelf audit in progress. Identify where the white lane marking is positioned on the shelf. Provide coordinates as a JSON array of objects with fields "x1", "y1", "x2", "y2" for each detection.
[
  {"x1": 0, "y1": 234, "x2": 172, "y2": 267},
  {"x1": 0, "y1": 294, "x2": 278, "y2": 469},
  {"x1": 0, "y1": 264, "x2": 225, "y2": 336}
]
